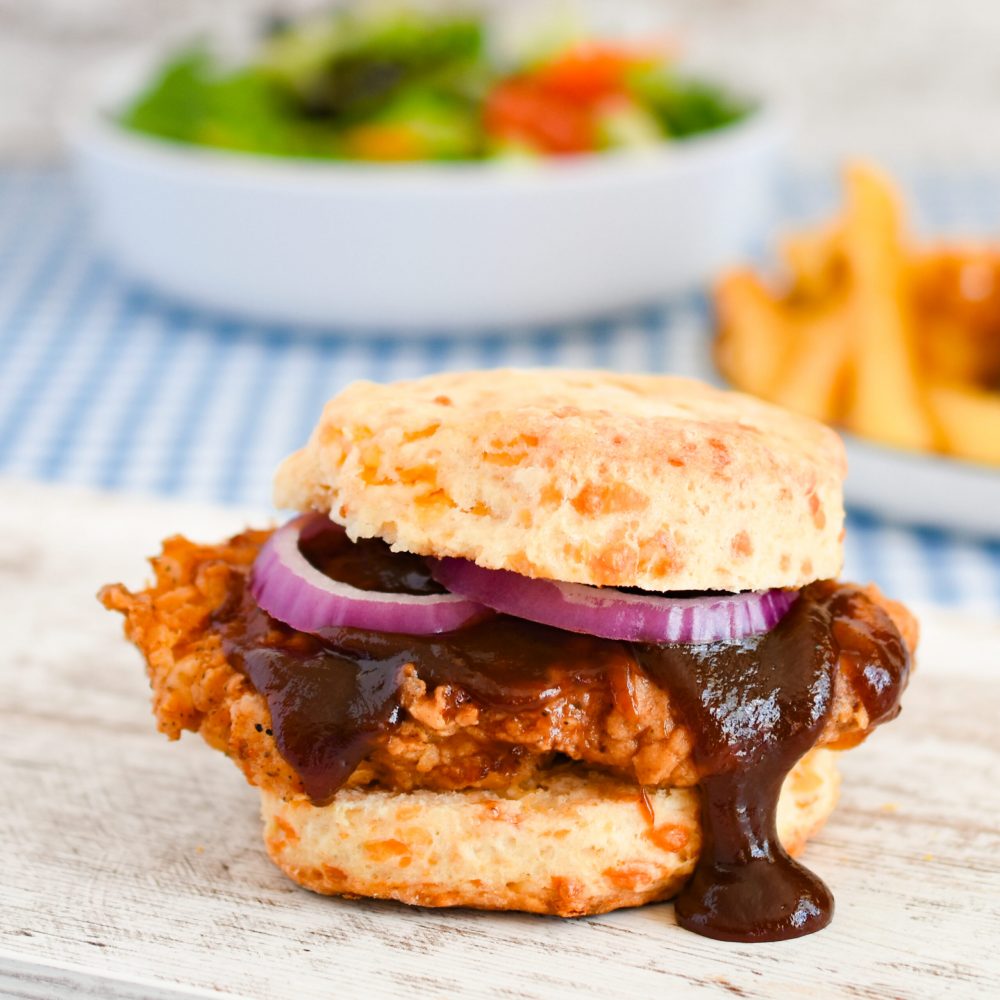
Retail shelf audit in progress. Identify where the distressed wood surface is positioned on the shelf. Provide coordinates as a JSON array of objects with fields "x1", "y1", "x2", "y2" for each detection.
[{"x1": 1, "y1": 479, "x2": 998, "y2": 999}]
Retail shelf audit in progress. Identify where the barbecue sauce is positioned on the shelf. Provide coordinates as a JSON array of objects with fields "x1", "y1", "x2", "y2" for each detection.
[{"x1": 218, "y1": 533, "x2": 910, "y2": 943}]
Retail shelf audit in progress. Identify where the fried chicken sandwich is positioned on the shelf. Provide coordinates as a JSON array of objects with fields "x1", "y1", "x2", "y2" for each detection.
[{"x1": 101, "y1": 370, "x2": 916, "y2": 942}]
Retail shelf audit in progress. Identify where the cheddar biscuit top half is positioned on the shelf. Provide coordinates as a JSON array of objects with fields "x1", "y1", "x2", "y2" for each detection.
[{"x1": 275, "y1": 369, "x2": 845, "y2": 594}]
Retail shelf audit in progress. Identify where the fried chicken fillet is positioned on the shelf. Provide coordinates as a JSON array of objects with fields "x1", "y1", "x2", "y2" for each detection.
[{"x1": 102, "y1": 530, "x2": 917, "y2": 802}]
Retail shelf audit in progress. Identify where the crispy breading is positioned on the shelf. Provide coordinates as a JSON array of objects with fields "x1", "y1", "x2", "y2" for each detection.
[{"x1": 101, "y1": 531, "x2": 914, "y2": 800}]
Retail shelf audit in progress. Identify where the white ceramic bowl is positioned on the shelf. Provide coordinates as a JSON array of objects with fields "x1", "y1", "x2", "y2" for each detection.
[{"x1": 72, "y1": 65, "x2": 782, "y2": 332}]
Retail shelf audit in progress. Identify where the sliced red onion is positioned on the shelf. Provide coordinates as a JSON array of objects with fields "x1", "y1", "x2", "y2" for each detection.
[
  {"x1": 251, "y1": 515, "x2": 491, "y2": 636},
  {"x1": 431, "y1": 559, "x2": 797, "y2": 644}
]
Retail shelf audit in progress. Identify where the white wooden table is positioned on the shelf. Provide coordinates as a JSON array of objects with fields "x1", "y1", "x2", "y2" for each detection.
[{"x1": 2, "y1": 480, "x2": 998, "y2": 999}]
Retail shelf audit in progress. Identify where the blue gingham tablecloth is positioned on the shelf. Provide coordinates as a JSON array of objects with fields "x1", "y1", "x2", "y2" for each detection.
[{"x1": 1, "y1": 166, "x2": 998, "y2": 613}]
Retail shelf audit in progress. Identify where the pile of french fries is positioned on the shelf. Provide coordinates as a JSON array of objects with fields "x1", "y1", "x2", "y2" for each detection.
[{"x1": 715, "y1": 162, "x2": 1000, "y2": 467}]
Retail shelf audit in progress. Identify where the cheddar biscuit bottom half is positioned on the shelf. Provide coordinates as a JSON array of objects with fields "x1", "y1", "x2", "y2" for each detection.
[{"x1": 102, "y1": 370, "x2": 916, "y2": 943}]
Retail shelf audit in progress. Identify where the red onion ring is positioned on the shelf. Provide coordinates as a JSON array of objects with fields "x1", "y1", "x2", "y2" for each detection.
[
  {"x1": 251, "y1": 515, "x2": 491, "y2": 636},
  {"x1": 431, "y1": 558, "x2": 798, "y2": 644}
]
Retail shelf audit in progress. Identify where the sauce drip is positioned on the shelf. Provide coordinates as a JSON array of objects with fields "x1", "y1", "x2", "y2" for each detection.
[
  {"x1": 636, "y1": 583, "x2": 840, "y2": 941},
  {"x1": 217, "y1": 535, "x2": 910, "y2": 942}
]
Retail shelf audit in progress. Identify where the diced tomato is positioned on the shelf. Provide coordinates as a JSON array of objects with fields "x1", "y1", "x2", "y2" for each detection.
[
  {"x1": 343, "y1": 124, "x2": 429, "y2": 162},
  {"x1": 484, "y1": 79, "x2": 596, "y2": 155},
  {"x1": 532, "y1": 41, "x2": 668, "y2": 104}
]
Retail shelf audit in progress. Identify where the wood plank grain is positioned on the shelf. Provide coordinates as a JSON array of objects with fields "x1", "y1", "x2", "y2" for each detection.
[
  {"x1": 1, "y1": 480, "x2": 998, "y2": 999},
  {"x1": 0, "y1": 956, "x2": 233, "y2": 1000}
]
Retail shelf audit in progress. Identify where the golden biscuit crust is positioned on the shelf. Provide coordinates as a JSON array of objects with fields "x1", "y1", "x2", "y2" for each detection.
[
  {"x1": 261, "y1": 749, "x2": 839, "y2": 917},
  {"x1": 275, "y1": 369, "x2": 846, "y2": 592}
]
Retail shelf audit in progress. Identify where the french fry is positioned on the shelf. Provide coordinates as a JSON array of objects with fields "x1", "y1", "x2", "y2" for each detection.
[
  {"x1": 926, "y1": 381, "x2": 1000, "y2": 467},
  {"x1": 767, "y1": 306, "x2": 851, "y2": 423},
  {"x1": 841, "y1": 162, "x2": 937, "y2": 452},
  {"x1": 781, "y1": 222, "x2": 844, "y2": 303},
  {"x1": 713, "y1": 161, "x2": 1000, "y2": 470},
  {"x1": 713, "y1": 270, "x2": 794, "y2": 397}
]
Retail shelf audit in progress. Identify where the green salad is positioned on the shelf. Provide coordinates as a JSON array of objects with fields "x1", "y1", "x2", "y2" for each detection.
[{"x1": 122, "y1": 9, "x2": 751, "y2": 162}]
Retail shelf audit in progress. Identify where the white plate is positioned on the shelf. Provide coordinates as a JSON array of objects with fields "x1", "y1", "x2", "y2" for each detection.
[
  {"x1": 69, "y1": 54, "x2": 782, "y2": 333},
  {"x1": 843, "y1": 434, "x2": 1000, "y2": 538}
]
